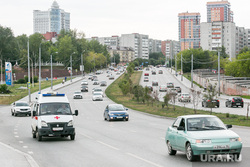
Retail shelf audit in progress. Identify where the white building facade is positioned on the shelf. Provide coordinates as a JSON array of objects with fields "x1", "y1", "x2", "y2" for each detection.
[{"x1": 33, "y1": 1, "x2": 70, "y2": 34}]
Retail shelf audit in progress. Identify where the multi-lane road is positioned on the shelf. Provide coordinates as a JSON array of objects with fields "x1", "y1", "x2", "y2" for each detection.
[
  {"x1": 140, "y1": 67, "x2": 249, "y2": 116},
  {"x1": 0, "y1": 69, "x2": 249, "y2": 167}
]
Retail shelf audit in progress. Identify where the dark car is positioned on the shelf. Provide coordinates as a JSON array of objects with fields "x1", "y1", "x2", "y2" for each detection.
[
  {"x1": 175, "y1": 86, "x2": 181, "y2": 93},
  {"x1": 81, "y1": 85, "x2": 88, "y2": 92},
  {"x1": 225, "y1": 97, "x2": 244, "y2": 108},
  {"x1": 152, "y1": 81, "x2": 158, "y2": 86},
  {"x1": 100, "y1": 81, "x2": 107, "y2": 86},
  {"x1": 202, "y1": 98, "x2": 220, "y2": 108},
  {"x1": 151, "y1": 71, "x2": 156, "y2": 75},
  {"x1": 104, "y1": 104, "x2": 129, "y2": 121}
]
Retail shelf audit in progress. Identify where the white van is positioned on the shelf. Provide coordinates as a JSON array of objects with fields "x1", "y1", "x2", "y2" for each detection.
[{"x1": 31, "y1": 92, "x2": 78, "y2": 141}]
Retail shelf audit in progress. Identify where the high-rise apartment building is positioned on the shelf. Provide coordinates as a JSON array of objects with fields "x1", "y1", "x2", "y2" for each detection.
[
  {"x1": 200, "y1": 22, "x2": 236, "y2": 60},
  {"x1": 120, "y1": 33, "x2": 149, "y2": 59},
  {"x1": 33, "y1": 1, "x2": 70, "y2": 34},
  {"x1": 178, "y1": 12, "x2": 201, "y2": 51},
  {"x1": 148, "y1": 39, "x2": 162, "y2": 54},
  {"x1": 207, "y1": 0, "x2": 233, "y2": 23},
  {"x1": 161, "y1": 40, "x2": 180, "y2": 60}
]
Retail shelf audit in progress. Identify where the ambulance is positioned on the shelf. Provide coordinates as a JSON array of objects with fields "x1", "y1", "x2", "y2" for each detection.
[{"x1": 31, "y1": 92, "x2": 78, "y2": 141}]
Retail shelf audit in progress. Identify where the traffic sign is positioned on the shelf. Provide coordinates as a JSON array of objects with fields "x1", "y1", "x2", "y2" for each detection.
[{"x1": 27, "y1": 82, "x2": 31, "y2": 89}]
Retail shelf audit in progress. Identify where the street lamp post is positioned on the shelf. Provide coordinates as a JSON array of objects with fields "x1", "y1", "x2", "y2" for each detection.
[
  {"x1": 218, "y1": 51, "x2": 220, "y2": 96},
  {"x1": 27, "y1": 40, "x2": 31, "y2": 103},
  {"x1": 181, "y1": 54, "x2": 183, "y2": 81},
  {"x1": 70, "y1": 52, "x2": 76, "y2": 82},
  {"x1": 191, "y1": 53, "x2": 193, "y2": 88},
  {"x1": 50, "y1": 52, "x2": 58, "y2": 90},
  {"x1": 39, "y1": 43, "x2": 42, "y2": 93}
]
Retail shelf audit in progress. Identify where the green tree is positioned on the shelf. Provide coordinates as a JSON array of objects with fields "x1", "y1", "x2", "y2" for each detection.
[
  {"x1": 163, "y1": 93, "x2": 171, "y2": 110},
  {"x1": 203, "y1": 83, "x2": 218, "y2": 114}
]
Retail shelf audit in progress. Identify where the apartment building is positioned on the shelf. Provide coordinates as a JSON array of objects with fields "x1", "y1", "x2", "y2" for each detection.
[
  {"x1": 108, "y1": 46, "x2": 135, "y2": 63},
  {"x1": 120, "y1": 33, "x2": 149, "y2": 59},
  {"x1": 148, "y1": 39, "x2": 162, "y2": 53},
  {"x1": 178, "y1": 12, "x2": 201, "y2": 51},
  {"x1": 33, "y1": 1, "x2": 70, "y2": 34}
]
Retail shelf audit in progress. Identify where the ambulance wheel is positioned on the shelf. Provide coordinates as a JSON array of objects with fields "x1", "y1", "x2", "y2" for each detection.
[
  {"x1": 36, "y1": 131, "x2": 42, "y2": 141},
  {"x1": 32, "y1": 130, "x2": 36, "y2": 138}
]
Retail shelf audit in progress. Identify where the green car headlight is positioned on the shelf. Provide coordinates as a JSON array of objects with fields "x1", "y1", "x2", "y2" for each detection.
[
  {"x1": 196, "y1": 139, "x2": 211, "y2": 144},
  {"x1": 230, "y1": 138, "x2": 241, "y2": 142}
]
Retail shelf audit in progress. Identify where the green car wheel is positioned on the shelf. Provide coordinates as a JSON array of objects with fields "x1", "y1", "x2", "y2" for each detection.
[
  {"x1": 186, "y1": 143, "x2": 196, "y2": 161},
  {"x1": 167, "y1": 141, "x2": 176, "y2": 155}
]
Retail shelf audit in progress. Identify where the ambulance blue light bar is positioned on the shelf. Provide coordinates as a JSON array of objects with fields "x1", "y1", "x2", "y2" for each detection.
[{"x1": 42, "y1": 94, "x2": 65, "y2": 97}]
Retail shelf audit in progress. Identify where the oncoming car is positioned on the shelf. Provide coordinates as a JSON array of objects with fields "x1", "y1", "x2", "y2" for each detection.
[
  {"x1": 104, "y1": 104, "x2": 129, "y2": 121},
  {"x1": 73, "y1": 91, "x2": 83, "y2": 99},
  {"x1": 11, "y1": 101, "x2": 31, "y2": 116},
  {"x1": 92, "y1": 92, "x2": 103, "y2": 101},
  {"x1": 165, "y1": 115, "x2": 242, "y2": 161}
]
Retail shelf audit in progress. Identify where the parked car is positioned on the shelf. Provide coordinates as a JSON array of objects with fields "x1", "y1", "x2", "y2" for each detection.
[
  {"x1": 178, "y1": 93, "x2": 191, "y2": 102},
  {"x1": 100, "y1": 81, "x2": 107, "y2": 86},
  {"x1": 81, "y1": 80, "x2": 88, "y2": 85},
  {"x1": 202, "y1": 98, "x2": 220, "y2": 108},
  {"x1": 158, "y1": 70, "x2": 163, "y2": 74},
  {"x1": 73, "y1": 91, "x2": 83, "y2": 99},
  {"x1": 144, "y1": 77, "x2": 149, "y2": 82},
  {"x1": 167, "y1": 82, "x2": 174, "y2": 88},
  {"x1": 11, "y1": 101, "x2": 31, "y2": 116},
  {"x1": 144, "y1": 73, "x2": 149, "y2": 76},
  {"x1": 165, "y1": 115, "x2": 242, "y2": 161},
  {"x1": 225, "y1": 97, "x2": 244, "y2": 108},
  {"x1": 159, "y1": 85, "x2": 167, "y2": 92},
  {"x1": 152, "y1": 81, "x2": 158, "y2": 86},
  {"x1": 103, "y1": 104, "x2": 129, "y2": 121},
  {"x1": 175, "y1": 86, "x2": 181, "y2": 93},
  {"x1": 81, "y1": 85, "x2": 88, "y2": 92},
  {"x1": 92, "y1": 92, "x2": 103, "y2": 101}
]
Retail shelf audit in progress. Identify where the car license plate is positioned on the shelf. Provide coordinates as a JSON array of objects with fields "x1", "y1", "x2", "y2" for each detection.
[
  {"x1": 117, "y1": 116, "x2": 123, "y2": 119},
  {"x1": 236, "y1": 103, "x2": 240, "y2": 105},
  {"x1": 213, "y1": 145, "x2": 229, "y2": 149},
  {"x1": 53, "y1": 127, "x2": 63, "y2": 131}
]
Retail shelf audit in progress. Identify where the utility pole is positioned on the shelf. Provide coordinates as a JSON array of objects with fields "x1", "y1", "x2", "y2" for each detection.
[
  {"x1": 39, "y1": 44, "x2": 41, "y2": 93},
  {"x1": 175, "y1": 54, "x2": 177, "y2": 76},
  {"x1": 28, "y1": 40, "x2": 31, "y2": 103},
  {"x1": 70, "y1": 55, "x2": 72, "y2": 82},
  {"x1": 81, "y1": 53, "x2": 83, "y2": 78},
  {"x1": 0, "y1": 58, "x2": 2, "y2": 84},
  {"x1": 171, "y1": 55, "x2": 172, "y2": 73},
  {"x1": 181, "y1": 54, "x2": 183, "y2": 81},
  {"x1": 51, "y1": 54, "x2": 53, "y2": 90},
  {"x1": 191, "y1": 53, "x2": 193, "y2": 88},
  {"x1": 218, "y1": 51, "x2": 220, "y2": 96}
]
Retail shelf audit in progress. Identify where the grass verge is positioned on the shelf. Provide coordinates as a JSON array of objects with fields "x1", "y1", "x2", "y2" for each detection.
[
  {"x1": 0, "y1": 79, "x2": 64, "y2": 105},
  {"x1": 106, "y1": 72, "x2": 250, "y2": 127}
]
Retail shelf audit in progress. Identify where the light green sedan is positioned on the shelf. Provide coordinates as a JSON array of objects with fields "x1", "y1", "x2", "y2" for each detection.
[{"x1": 165, "y1": 115, "x2": 242, "y2": 161}]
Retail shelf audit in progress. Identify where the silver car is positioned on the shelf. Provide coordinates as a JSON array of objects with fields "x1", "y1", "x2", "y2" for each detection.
[
  {"x1": 92, "y1": 92, "x2": 103, "y2": 101},
  {"x1": 178, "y1": 93, "x2": 191, "y2": 102},
  {"x1": 11, "y1": 101, "x2": 31, "y2": 116},
  {"x1": 73, "y1": 91, "x2": 83, "y2": 99}
]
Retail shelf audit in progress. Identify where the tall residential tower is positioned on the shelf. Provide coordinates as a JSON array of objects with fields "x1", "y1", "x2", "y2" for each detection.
[
  {"x1": 33, "y1": 1, "x2": 70, "y2": 34},
  {"x1": 178, "y1": 12, "x2": 201, "y2": 51}
]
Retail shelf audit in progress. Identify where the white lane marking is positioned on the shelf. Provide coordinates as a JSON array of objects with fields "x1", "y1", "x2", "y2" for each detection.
[
  {"x1": 80, "y1": 133, "x2": 93, "y2": 139},
  {"x1": 126, "y1": 153, "x2": 163, "y2": 167},
  {"x1": 19, "y1": 141, "x2": 23, "y2": 144},
  {"x1": 14, "y1": 132, "x2": 18, "y2": 134},
  {"x1": 97, "y1": 141, "x2": 119, "y2": 150},
  {"x1": 130, "y1": 130, "x2": 137, "y2": 133},
  {"x1": 14, "y1": 129, "x2": 18, "y2": 131},
  {"x1": 28, "y1": 151, "x2": 34, "y2": 155},
  {"x1": 23, "y1": 146, "x2": 28, "y2": 149},
  {"x1": 15, "y1": 136, "x2": 19, "y2": 138}
]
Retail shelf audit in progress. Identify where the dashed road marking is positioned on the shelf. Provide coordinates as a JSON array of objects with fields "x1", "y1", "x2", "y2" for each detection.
[
  {"x1": 23, "y1": 146, "x2": 28, "y2": 149},
  {"x1": 126, "y1": 152, "x2": 163, "y2": 167},
  {"x1": 15, "y1": 136, "x2": 19, "y2": 138},
  {"x1": 28, "y1": 151, "x2": 34, "y2": 155},
  {"x1": 14, "y1": 132, "x2": 18, "y2": 134},
  {"x1": 80, "y1": 133, "x2": 93, "y2": 139},
  {"x1": 19, "y1": 141, "x2": 23, "y2": 144},
  {"x1": 97, "y1": 140, "x2": 119, "y2": 150}
]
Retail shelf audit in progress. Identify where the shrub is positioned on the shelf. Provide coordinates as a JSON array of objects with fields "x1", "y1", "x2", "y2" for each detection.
[{"x1": 0, "y1": 84, "x2": 11, "y2": 94}]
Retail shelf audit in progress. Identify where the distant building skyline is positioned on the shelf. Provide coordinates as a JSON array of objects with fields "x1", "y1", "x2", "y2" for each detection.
[{"x1": 33, "y1": 1, "x2": 70, "y2": 34}]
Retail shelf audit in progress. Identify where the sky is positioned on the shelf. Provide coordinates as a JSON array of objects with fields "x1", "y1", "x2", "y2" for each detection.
[{"x1": 0, "y1": 0, "x2": 249, "y2": 41}]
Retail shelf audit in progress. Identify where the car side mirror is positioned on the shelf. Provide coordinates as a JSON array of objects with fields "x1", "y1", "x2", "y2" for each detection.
[
  {"x1": 177, "y1": 126, "x2": 185, "y2": 131},
  {"x1": 74, "y1": 110, "x2": 78, "y2": 116},
  {"x1": 126, "y1": 108, "x2": 128, "y2": 111},
  {"x1": 226, "y1": 124, "x2": 232, "y2": 129}
]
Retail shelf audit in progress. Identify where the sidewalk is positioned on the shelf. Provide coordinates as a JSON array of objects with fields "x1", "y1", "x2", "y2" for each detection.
[
  {"x1": 167, "y1": 68, "x2": 250, "y2": 103},
  {"x1": 0, "y1": 76, "x2": 83, "y2": 167}
]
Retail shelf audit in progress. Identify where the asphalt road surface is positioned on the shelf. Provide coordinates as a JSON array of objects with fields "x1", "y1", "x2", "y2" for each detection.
[{"x1": 0, "y1": 70, "x2": 249, "y2": 167}]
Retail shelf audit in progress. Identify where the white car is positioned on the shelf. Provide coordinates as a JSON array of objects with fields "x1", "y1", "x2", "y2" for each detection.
[
  {"x1": 73, "y1": 91, "x2": 83, "y2": 99},
  {"x1": 92, "y1": 88, "x2": 104, "y2": 97},
  {"x1": 11, "y1": 101, "x2": 31, "y2": 116},
  {"x1": 92, "y1": 92, "x2": 103, "y2": 101},
  {"x1": 81, "y1": 80, "x2": 88, "y2": 85},
  {"x1": 178, "y1": 93, "x2": 191, "y2": 102}
]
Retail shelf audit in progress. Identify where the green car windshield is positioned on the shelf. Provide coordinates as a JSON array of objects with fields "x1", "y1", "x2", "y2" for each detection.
[{"x1": 187, "y1": 117, "x2": 226, "y2": 131}]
